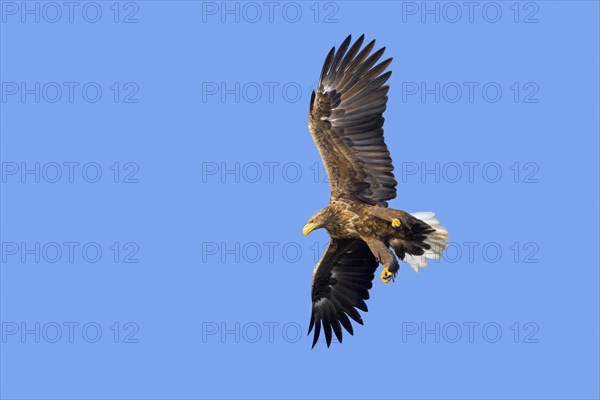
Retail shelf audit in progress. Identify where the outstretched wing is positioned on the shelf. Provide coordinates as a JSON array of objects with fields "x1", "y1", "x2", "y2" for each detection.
[
  {"x1": 308, "y1": 238, "x2": 378, "y2": 347},
  {"x1": 308, "y1": 34, "x2": 397, "y2": 206}
]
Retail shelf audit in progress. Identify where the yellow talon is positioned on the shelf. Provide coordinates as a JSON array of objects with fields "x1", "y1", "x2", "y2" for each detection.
[
  {"x1": 381, "y1": 266, "x2": 393, "y2": 283},
  {"x1": 392, "y1": 218, "x2": 401, "y2": 228}
]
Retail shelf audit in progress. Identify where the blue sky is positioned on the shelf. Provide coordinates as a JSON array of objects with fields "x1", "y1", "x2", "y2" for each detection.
[{"x1": 1, "y1": 1, "x2": 599, "y2": 399}]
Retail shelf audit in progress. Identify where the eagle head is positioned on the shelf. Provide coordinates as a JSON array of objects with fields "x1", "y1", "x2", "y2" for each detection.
[{"x1": 303, "y1": 208, "x2": 331, "y2": 236}]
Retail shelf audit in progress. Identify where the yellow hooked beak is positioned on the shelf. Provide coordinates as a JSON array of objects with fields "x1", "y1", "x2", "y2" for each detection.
[{"x1": 303, "y1": 222, "x2": 317, "y2": 236}]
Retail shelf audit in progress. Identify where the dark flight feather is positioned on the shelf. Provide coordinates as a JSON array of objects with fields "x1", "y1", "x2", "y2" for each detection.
[
  {"x1": 308, "y1": 238, "x2": 378, "y2": 347},
  {"x1": 308, "y1": 35, "x2": 397, "y2": 206}
]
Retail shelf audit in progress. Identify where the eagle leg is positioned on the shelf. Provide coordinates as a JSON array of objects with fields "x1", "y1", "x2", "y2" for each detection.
[{"x1": 363, "y1": 238, "x2": 399, "y2": 284}]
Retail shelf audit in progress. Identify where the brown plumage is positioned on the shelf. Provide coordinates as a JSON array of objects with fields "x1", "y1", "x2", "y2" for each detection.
[{"x1": 303, "y1": 35, "x2": 449, "y2": 348}]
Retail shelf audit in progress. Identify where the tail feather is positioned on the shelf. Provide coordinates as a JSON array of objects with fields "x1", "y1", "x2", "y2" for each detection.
[{"x1": 391, "y1": 212, "x2": 448, "y2": 272}]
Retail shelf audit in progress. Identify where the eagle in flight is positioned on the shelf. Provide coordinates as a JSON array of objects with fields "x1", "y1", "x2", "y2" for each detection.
[{"x1": 304, "y1": 35, "x2": 448, "y2": 347}]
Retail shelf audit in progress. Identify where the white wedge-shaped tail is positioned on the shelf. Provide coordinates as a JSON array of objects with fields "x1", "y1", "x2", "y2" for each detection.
[{"x1": 404, "y1": 212, "x2": 448, "y2": 272}]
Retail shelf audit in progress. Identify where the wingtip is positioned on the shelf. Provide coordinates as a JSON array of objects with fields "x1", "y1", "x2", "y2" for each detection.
[
  {"x1": 311, "y1": 330, "x2": 319, "y2": 348},
  {"x1": 356, "y1": 34, "x2": 365, "y2": 48},
  {"x1": 324, "y1": 46, "x2": 335, "y2": 61}
]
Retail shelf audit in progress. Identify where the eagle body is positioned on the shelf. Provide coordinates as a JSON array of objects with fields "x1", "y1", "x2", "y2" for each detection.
[
  {"x1": 312, "y1": 199, "x2": 441, "y2": 272},
  {"x1": 302, "y1": 35, "x2": 449, "y2": 347},
  {"x1": 320, "y1": 200, "x2": 409, "y2": 240}
]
